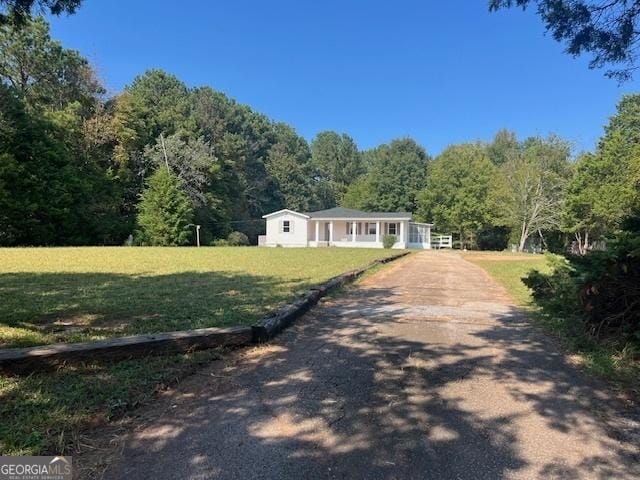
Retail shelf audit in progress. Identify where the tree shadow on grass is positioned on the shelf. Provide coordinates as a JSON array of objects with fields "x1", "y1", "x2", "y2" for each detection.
[
  {"x1": 0, "y1": 271, "x2": 310, "y2": 347},
  {"x1": 99, "y1": 283, "x2": 640, "y2": 479}
]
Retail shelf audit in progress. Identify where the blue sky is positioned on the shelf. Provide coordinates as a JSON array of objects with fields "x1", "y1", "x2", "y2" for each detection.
[{"x1": 49, "y1": 0, "x2": 640, "y2": 155}]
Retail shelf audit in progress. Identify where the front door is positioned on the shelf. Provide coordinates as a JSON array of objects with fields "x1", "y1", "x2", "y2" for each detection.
[{"x1": 324, "y1": 223, "x2": 330, "y2": 242}]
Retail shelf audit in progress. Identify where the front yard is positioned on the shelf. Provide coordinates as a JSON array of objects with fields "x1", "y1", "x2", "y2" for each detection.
[
  {"x1": 0, "y1": 247, "x2": 399, "y2": 455},
  {"x1": 461, "y1": 251, "x2": 551, "y2": 305},
  {"x1": 0, "y1": 247, "x2": 398, "y2": 348}
]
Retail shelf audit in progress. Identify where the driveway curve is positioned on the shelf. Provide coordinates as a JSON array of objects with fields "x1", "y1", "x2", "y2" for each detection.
[{"x1": 102, "y1": 251, "x2": 639, "y2": 480}]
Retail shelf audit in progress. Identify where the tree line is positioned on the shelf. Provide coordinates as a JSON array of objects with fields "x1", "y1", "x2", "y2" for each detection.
[
  {"x1": 1, "y1": 18, "x2": 638, "y2": 250},
  {"x1": 0, "y1": 18, "x2": 363, "y2": 245}
]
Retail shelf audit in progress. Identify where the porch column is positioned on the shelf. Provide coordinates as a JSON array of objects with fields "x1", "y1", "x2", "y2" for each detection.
[
  {"x1": 352, "y1": 221, "x2": 356, "y2": 242},
  {"x1": 400, "y1": 221, "x2": 405, "y2": 245},
  {"x1": 376, "y1": 221, "x2": 380, "y2": 244},
  {"x1": 315, "y1": 220, "x2": 319, "y2": 243},
  {"x1": 329, "y1": 221, "x2": 334, "y2": 244}
]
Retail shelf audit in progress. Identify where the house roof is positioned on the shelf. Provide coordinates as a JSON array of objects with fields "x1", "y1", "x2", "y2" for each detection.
[
  {"x1": 303, "y1": 207, "x2": 412, "y2": 220},
  {"x1": 261, "y1": 209, "x2": 310, "y2": 219}
]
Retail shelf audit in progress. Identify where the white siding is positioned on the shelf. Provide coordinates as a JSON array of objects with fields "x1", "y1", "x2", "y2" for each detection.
[{"x1": 265, "y1": 212, "x2": 309, "y2": 247}]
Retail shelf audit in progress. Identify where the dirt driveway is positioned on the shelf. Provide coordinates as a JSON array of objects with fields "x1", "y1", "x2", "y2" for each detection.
[{"x1": 99, "y1": 251, "x2": 639, "y2": 479}]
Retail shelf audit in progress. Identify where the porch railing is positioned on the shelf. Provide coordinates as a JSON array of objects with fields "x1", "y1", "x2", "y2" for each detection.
[{"x1": 337, "y1": 234, "x2": 379, "y2": 243}]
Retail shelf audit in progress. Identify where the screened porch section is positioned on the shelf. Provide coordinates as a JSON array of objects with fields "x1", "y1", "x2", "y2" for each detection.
[{"x1": 408, "y1": 222, "x2": 431, "y2": 248}]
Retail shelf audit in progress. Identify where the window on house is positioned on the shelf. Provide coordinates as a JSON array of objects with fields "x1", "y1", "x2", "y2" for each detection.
[
  {"x1": 367, "y1": 223, "x2": 377, "y2": 235},
  {"x1": 282, "y1": 220, "x2": 291, "y2": 233},
  {"x1": 388, "y1": 223, "x2": 397, "y2": 235}
]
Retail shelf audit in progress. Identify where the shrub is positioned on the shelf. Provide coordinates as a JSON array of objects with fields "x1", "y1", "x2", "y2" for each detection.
[
  {"x1": 211, "y1": 239, "x2": 229, "y2": 247},
  {"x1": 227, "y1": 231, "x2": 249, "y2": 246},
  {"x1": 476, "y1": 226, "x2": 510, "y2": 251},
  {"x1": 382, "y1": 234, "x2": 396, "y2": 249},
  {"x1": 523, "y1": 254, "x2": 579, "y2": 320},
  {"x1": 574, "y1": 232, "x2": 640, "y2": 339},
  {"x1": 524, "y1": 231, "x2": 640, "y2": 342}
]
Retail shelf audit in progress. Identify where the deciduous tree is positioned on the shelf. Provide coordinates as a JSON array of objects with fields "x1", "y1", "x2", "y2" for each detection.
[
  {"x1": 563, "y1": 94, "x2": 640, "y2": 252},
  {"x1": 504, "y1": 135, "x2": 571, "y2": 251},
  {"x1": 487, "y1": 129, "x2": 519, "y2": 166},
  {"x1": 416, "y1": 143, "x2": 508, "y2": 249}
]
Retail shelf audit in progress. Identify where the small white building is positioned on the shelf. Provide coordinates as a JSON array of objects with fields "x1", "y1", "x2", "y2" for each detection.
[{"x1": 260, "y1": 207, "x2": 433, "y2": 249}]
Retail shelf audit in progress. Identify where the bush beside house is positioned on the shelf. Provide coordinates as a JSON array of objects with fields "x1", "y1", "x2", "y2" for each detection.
[{"x1": 383, "y1": 235, "x2": 396, "y2": 249}]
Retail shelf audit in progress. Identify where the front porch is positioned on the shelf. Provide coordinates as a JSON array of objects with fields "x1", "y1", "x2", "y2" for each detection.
[{"x1": 308, "y1": 220, "x2": 413, "y2": 249}]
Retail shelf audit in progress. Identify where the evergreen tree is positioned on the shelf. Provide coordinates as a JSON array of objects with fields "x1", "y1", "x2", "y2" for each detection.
[
  {"x1": 311, "y1": 131, "x2": 363, "y2": 208},
  {"x1": 137, "y1": 167, "x2": 194, "y2": 246},
  {"x1": 266, "y1": 123, "x2": 316, "y2": 211}
]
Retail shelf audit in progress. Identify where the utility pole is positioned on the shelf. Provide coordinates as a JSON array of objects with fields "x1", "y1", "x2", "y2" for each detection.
[{"x1": 196, "y1": 225, "x2": 201, "y2": 247}]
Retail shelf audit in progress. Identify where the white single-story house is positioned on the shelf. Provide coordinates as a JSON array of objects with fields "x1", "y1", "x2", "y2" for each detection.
[{"x1": 260, "y1": 207, "x2": 433, "y2": 249}]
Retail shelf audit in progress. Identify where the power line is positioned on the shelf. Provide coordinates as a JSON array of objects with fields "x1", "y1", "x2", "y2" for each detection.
[{"x1": 206, "y1": 218, "x2": 266, "y2": 226}]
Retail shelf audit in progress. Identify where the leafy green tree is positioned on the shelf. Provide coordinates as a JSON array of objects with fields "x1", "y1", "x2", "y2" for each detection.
[
  {"x1": 487, "y1": 129, "x2": 519, "y2": 166},
  {"x1": 110, "y1": 70, "x2": 196, "y2": 231},
  {"x1": 0, "y1": 17, "x2": 103, "y2": 110},
  {"x1": 342, "y1": 138, "x2": 428, "y2": 212},
  {"x1": 190, "y1": 86, "x2": 282, "y2": 240},
  {"x1": 143, "y1": 133, "x2": 226, "y2": 245},
  {"x1": 143, "y1": 134, "x2": 220, "y2": 208},
  {"x1": 0, "y1": 0, "x2": 81, "y2": 26},
  {"x1": 503, "y1": 135, "x2": 572, "y2": 251},
  {"x1": 489, "y1": 0, "x2": 640, "y2": 81},
  {"x1": 342, "y1": 176, "x2": 375, "y2": 210},
  {"x1": 416, "y1": 143, "x2": 509, "y2": 249},
  {"x1": 137, "y1": 167, "x2": 194, "y2": 246},
  {"x1": 563, "y1": 94, "x2": 640, "y2": 252},
  {"x1": 112, "y1": 70, "x2": 192, "y2": 169},
  {"x1": 311, "y1": 131, "x2": 363, "y2": 208}
]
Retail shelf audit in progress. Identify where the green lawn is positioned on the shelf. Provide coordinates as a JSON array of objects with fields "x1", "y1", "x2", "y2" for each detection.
[
  {"x1": 0, "y1": 246, "x2": 401, "y2": 456},
  {"x1": 0, "y1": 247, "x2": 398, "y2": 348},
  {"x1": 462, "y1": 251, "x2": 551, "y2": 305}
]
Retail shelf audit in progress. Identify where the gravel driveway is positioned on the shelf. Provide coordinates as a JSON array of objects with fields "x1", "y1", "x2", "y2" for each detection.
[{"x1": 101, "y1": 251, "x2": 639, "y2": 480}]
